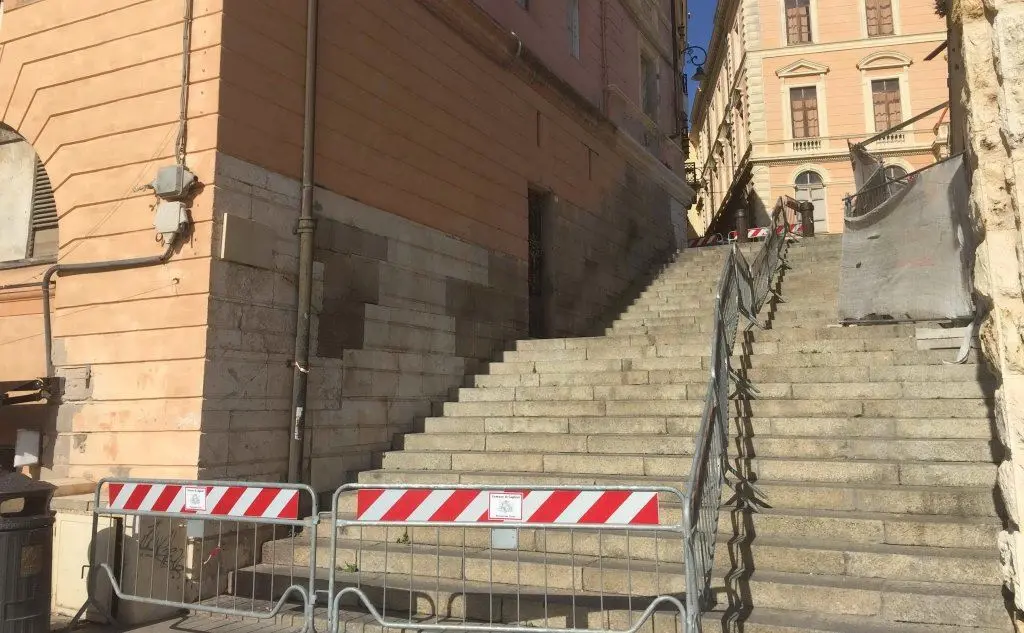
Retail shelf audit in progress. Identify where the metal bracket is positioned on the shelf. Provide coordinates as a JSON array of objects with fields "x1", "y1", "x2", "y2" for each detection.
[{"x1": 0, "y1": 377, "x2": 58, "y2": 407}]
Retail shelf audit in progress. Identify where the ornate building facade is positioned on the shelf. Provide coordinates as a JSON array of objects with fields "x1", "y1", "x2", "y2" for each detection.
[{"x1": 690, "y1": 0, "x2": 949, "y2": 236}]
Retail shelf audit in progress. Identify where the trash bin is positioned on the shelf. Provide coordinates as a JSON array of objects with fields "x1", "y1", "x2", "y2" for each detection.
[{"x1": 0, "y1": 473, "x2": 55, "y2": 633}]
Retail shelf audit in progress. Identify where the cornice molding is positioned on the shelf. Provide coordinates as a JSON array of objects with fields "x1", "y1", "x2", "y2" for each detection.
[
  {"x1": 857, "y1": 50, "x2": 913, "y2": 70},
  {"x1": 776, "y1": 59, "x2": 831, "y2": 78}
]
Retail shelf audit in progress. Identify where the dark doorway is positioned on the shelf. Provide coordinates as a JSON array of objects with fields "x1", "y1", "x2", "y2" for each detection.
[{"x1": 528, "y1": 188, "x2": 551, "y2": 339}]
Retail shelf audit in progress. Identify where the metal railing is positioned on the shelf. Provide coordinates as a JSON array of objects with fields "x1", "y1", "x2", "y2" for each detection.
[
  {"x1": 326, "y1": 483, "x2": 688, "y2": 633},
  {"x1": 682, "y1": 201, "x2": 793, "y2": 632},
  {"x1": 844, "y1": 168, "x2": 918, "y2": 219}
]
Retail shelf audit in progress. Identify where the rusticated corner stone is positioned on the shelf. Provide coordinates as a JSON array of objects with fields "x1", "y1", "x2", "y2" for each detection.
[
  {"x1": 1000, "y1": 529, "x2": 1017, "y2": 591},
  {"x1": 999, "y1": 459, "x2": 1020, "y2": 525}
]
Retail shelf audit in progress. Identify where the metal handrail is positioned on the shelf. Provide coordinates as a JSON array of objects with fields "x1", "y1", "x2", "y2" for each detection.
[{"x1": 682, "y1": 200, "x2": 792, "y2": 632}]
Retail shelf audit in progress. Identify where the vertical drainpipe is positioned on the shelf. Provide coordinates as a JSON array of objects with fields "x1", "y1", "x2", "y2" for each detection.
[
  {"x1": 670, "y1": 0, "x2": 682, "y2": 138},
  {"x1": 599, "y1": 0, "x2": 609, "y2": 114},
  {"x1": 288, "y1": 0, "x2": 319, "y2": 484}
]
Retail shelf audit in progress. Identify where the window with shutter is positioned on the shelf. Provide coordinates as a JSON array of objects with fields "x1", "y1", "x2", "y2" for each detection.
[
  {"x1": 641, "y1": 54, "x2": 658, "y2": 120},
  {"x1": 567, "y1": 0, "x2": 580, "y2": 59},
  {"x1": 790, "y1": 87, "x2": 819, "y2": 138},
  {"x1": 28, "y1": 158, "x2": 57, "y2": 259},
  {"x1": 866, "y1": 0, "x2": 894, "y2": 36},
  {"x1": 785, "y1": 0, "x2": 812, "y2": 44},
  {"x1": 871, "y1": 79, "x2": 902, "y2": 132}
]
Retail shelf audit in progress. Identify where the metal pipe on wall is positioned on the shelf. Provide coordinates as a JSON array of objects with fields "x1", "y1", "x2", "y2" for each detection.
[
  {"x1": 670, "y1": 0, "x2": 681, "y2": 137},
  {"x1": 41, "y1": 244, "x2": 177, "y2": 377},
  {"x1": 287, "y1": 0, "x2": 320, "y2": 485}
]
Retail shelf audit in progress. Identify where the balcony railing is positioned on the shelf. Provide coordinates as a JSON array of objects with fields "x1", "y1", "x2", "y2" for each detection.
[
  {"x1": 874, "y1": 131, "x2": 907, "y2": 145},
  {"x1": 793, "y1": 138, "x2": 822, "y2": 152}
]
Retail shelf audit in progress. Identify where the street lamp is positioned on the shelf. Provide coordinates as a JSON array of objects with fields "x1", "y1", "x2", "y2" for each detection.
[{"x1": 682, "y1": 45, "x2": 708, "y2": 82}]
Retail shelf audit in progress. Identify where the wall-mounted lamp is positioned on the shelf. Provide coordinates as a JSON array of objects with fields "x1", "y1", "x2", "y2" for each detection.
[{"x1": 683, "y1": 45, "x2": 708, "y2": 82}]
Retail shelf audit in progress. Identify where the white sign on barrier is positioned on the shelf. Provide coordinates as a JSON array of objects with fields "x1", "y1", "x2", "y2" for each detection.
[
  {"x1": 488, "y1": 492, "x2": 523, "y2": 521},
  {"x1": 184, "y1": 486, "x2": 207, "y2": 512}
]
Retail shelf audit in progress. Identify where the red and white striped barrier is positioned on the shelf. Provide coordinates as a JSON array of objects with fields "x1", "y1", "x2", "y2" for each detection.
[
  {"x1": 355, "y1": 488, "x2": 660, "y2": 525},
  {"x1": 687, "y1": 234, "x2": 723, "y2": 248},
  {"x1": 724, "y1": 224, "x2": 807, "y2": 243},
  {"x1": 107, "y1": 482, "x2": 300, "y2": 520}
]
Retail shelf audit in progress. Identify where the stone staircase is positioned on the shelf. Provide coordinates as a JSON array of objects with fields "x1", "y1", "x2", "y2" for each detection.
[{"x1": 232, "y1": 235, "x2": 1009, "y2": 632}]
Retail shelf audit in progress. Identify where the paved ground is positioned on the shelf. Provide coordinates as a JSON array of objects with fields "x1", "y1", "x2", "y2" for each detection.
[{"x1": 53, "y1": 614, "x2": 304, "y2": 633}]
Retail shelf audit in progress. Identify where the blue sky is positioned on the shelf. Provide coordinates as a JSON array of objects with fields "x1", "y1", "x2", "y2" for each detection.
[{"x1": 685, "y1": 1, "x2": 717, "y2": 108}]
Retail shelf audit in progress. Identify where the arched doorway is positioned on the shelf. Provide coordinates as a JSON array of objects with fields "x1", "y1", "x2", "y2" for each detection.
[
  {"x1": 0, "y1": 125, "x2": 57, "y2": 264},
  {"x1": 883, "y1": 165, "x2": 908, "y2": 181},
  {"x1": 794, "y1": 169, "x2": 827, "y2": 234}
]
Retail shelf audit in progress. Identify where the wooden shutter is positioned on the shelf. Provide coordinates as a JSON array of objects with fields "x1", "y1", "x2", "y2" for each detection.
[
  {"x1": 786, "y1": 0, "x2": 812, "y2": 44},
  {"x1": 871, "y1": 79, "x2": 902, "y2": 132},
  {"x1": 790, "y1": 87, "x2": 819, "y2": 138},
  {"x1": 28, "y1": 158, "x2": 57, "y2": 258},
  {"x1": 866, "y1": 0, "x2": 894, "y2": 36}
]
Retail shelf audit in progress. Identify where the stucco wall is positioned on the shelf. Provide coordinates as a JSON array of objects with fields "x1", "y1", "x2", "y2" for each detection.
[{"x1": 0, "y1": 0, "x2": 225, "y2": 479}]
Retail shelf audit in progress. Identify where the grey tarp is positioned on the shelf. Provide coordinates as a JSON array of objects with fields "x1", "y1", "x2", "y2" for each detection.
[{"x1": 839, "y1": 153, "x2": 974, "y2": 322}]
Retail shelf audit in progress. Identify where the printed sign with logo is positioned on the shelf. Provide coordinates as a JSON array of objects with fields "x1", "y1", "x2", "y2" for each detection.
[
  {"x1": 184, "y1": 486, "x2": 207, "y2": 512},
  {"x1": 488, "y1": 492, "x2": 523, "y2": 521}
]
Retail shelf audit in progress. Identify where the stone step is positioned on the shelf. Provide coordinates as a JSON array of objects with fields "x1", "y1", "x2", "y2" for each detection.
[
  {"x1": 452, "y1": 380, "x2": 986, "y2": 402},
  {"x1": 472, "y1": 363, "x2": 985, "y2": 388},
  {"x1": 677, "y1": 248, "x2": 840, "y2": 266},
  {"x1": 359, "y1": 470, "x2": 1000, "y2": 518},
  {"x1": 231, "y1": 563, "x2": 691, "y2": 630},
  {"x1": 493, "y1": 348, "x2": 975, "y2": 371},
  {"x1": 441, "y1": 397, "x2": 990, "y2": 419},
  {"x1": 610, "y1": 315, "x2": 837, "y2": 331},
  {"x1": 399, "y1": 432, "x2": 995, "y2": 463},
  {"x1": 379, "y1": 449, "x2": 994, "y2": 487},
  {"x1": 644, "y1": 275, "x2": 836, "y2": 293},
  {"x1": 232, "y1": 556, "x2": 1004, "y2": 629},
  {"x1": 605, "y1": 324, "x2": 913, "y2": 341},
  {"x1": 615, "y1": 307, "x2": 835, "y2": 321},
  {"x1": 325, "y1": 489, "x2": 999, "y2": 549},
  {"x1": 617, "y1": 311, "x2": 834, "y2": 328},
  {"x1": 632, "y1": 297, "x2": 839, "y2": 313},
  {"x1": 501, "y1": 338, "x2": 918, "y2": 363},
  {"x1": 264, "y1": 531, "x2": 999, "y2": 591},
  {"x1": 323, "y1": 495, "x2": 999, "y2": 551},
  {"x1": 189, "y1": 599, "x2": 1010, "y2": 633},
  {"x1": 421, "y1": 415, "x2": 994, "y2": 440},
  {"x1": 738, "y1": 349, "x2": 977, "y2": 367}
]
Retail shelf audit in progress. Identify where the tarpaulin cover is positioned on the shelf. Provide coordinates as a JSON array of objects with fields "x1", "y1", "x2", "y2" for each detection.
[{"x1": 839, "y1": 153, "x2": 974, "y2": 322}]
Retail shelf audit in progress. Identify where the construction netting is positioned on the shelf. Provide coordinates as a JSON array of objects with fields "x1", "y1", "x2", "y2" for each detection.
[{"x1": 839, "y1": 145, "x2": 974, "y2": 322}]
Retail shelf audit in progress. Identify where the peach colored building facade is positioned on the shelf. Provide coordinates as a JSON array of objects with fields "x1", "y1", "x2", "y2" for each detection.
[
  {"x1": 689, "y1": 0, "x2": 949, "y2": 236},
  {"x1": 0, "y1": 0, "x2": 693, "y2": 488}
]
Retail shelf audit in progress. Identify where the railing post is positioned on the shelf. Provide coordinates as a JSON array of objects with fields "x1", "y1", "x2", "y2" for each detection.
[
  {"x1": 799, "y1": 201, "x2": 815, "y2": 237},
  {"x1": 735, "y1": 206, "x2": 749, "y2": 243}
]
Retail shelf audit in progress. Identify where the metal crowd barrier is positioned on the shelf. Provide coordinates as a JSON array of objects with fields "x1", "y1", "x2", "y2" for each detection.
[
  {"x1": 326, "y1": 484, "x2": 688, "y2": 633},
  {"x1": 71, "y1": 478, "x2": 319, "y2": 631}
]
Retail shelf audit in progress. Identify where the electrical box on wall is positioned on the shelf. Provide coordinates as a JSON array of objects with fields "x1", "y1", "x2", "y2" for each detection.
[
  {"x1": 154, "y1": 201, "x2": 188, "y2": 242},
  {"x1": 148, "y1": 165, "x2": 197, "y2": 200}
]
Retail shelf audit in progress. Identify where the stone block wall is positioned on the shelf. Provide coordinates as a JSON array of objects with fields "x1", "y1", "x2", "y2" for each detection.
[
  {"x1": 948, "y1": 0, "x2": 1024, "y2": 616},
  {"x1": 544, "y1": 162, "x2": 676, "y2": 337},
  {"x1": 306, "y1": 188, "x2": 528, "y2": 487},
  {"x1": 202, "y1": 155, "x2": 528, "y2": 488}
]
